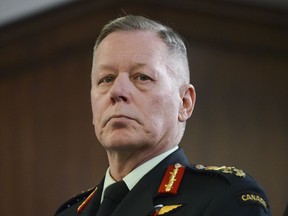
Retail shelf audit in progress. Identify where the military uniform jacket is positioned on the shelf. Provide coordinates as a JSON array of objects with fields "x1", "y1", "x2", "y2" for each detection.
[{"x1": 56, "y1": 148, "x2": 271, "y2": 216}]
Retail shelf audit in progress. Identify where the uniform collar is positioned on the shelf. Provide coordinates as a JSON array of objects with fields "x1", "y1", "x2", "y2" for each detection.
[{"x1": 101, "y1": 146, "x2": 179, "y2": 202}]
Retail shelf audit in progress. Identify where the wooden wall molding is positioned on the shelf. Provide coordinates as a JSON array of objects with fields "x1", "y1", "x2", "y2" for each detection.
[{"x1": 0, "y1": 0, "x2": 287, "y2": 78}]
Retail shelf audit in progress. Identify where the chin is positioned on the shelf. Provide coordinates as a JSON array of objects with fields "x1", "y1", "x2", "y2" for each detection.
[
  {"x1": 103, "y1": 137, "x2": 147, "y2": 151},
  {"x1": 100, "y1": 129, "x2": 151, "y2": 151},
  {"x1": 105, "y1": 141, "x2": 138, "y2": 150}
]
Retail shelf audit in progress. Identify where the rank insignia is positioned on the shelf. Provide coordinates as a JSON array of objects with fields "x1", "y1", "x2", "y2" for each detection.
[
  {"x1": 195, "y1": 164, "x2": 246, "y2": 177},
  {"x1": 158, "y1": 163, "x2": 185, "y2": 195},
  {"x1": 151, "y1": 204, "x2": 183, "y2": 215}
]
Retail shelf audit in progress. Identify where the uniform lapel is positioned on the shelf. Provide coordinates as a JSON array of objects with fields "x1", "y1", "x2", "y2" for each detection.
[{"x1": 78, "y1": 179, "x2": 104, "y2": 216}]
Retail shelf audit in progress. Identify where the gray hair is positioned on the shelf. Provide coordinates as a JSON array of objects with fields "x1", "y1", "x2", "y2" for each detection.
[{"x1": 94, "y1": 15, "x2": 190, "y2": 85}]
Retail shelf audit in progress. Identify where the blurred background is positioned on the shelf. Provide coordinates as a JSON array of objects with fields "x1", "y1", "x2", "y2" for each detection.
[{"x1": 0, "y1": 0, "x2": 287, "y2": 215}]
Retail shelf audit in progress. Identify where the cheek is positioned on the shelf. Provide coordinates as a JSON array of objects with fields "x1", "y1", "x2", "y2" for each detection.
[
  {"x1": 148, "y1": 93, "x2": 179, "y2": 124},
  {"x1": 91, "y1": 93, "x2": 103, "y2": 125}
]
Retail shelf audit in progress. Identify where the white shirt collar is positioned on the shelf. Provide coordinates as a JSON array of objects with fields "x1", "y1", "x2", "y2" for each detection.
[{"x1": 101, "y1": 146, "x2": 178, "y2": 202}]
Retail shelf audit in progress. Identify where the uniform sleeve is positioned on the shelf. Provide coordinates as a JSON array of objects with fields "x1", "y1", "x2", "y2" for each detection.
[{"x1": 203, "y1": 179, "x2": 271, "y2": 216}]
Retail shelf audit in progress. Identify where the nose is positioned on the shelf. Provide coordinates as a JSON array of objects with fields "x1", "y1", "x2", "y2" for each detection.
[{"x1": 109, "y1": 74, "x2": 130, "y2": 104}]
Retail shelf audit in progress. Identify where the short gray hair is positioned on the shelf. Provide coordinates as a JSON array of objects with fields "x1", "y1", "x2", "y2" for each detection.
[{"x1": 94, "y1": 15, "x2": 190, "y2": 85}]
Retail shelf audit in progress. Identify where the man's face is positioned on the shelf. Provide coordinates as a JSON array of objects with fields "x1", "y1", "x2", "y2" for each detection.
[{"x1": 91, "y1": 31, "x2": 184, "y2": 154}]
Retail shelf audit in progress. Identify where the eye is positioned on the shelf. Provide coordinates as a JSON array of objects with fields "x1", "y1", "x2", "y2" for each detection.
[
  {"x1": 135, "y1": 74, "x2": 152, "y2": 81},
  {"x1": 98, "y1": 75, "x2": 115, "y2": 85}
]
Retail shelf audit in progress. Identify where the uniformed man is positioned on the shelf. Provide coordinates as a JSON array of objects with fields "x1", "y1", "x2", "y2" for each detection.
[{"x1": 56, "y1": 15, "x2": 271, "y2": 216}]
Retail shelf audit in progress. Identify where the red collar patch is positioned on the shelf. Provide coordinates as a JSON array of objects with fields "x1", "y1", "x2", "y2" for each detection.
[{"x1": 158, "y1": 163, "x2": 185, "y2": 195}]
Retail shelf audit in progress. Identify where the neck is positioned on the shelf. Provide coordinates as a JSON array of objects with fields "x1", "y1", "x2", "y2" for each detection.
[
  {"x1": 106, "y1": 126, "x2": 184, "y2": 181},
  {"x1": 106, "y1": 145, "x2": 175, "y2": 181}
]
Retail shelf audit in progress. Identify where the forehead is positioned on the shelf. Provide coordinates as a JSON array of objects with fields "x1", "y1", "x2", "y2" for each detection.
[{"x1": 94, "y1": 31, "x2": 168, "y2": 64}]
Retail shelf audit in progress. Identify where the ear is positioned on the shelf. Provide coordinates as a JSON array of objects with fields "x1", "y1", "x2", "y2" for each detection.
[{"x1": 178, "y1": 84, "x2": 196, "y2": 122}]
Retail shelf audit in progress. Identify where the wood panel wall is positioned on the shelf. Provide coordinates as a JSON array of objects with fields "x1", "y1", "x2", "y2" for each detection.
[{"x1": 0, "y1": 0, "x2": 287, "y2": 215}]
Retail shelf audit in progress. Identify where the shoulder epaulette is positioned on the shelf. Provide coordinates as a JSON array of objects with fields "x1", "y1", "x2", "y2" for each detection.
[
  {"x1": 187, "y1": 164, "x2": 248, "y2": 185},
  {"x1": 55, "y1": 187, "x2": 95, "y2": 215},
  {"x1": 194, "y1": 164, "x2": 246, "y2": 177}
]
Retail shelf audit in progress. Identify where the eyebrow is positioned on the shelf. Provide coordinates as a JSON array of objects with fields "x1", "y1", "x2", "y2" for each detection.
[
  {"x1": 96, "y1": 63, "x2": 149, "y2": 72},
  {"x1": 95, "y1": 64, "x2": 114, "y2": 72}
]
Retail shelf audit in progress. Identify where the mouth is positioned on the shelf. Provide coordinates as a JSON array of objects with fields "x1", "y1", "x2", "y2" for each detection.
[{"x1": 104, "y1": 115, "x2": 135, "y2": 127}]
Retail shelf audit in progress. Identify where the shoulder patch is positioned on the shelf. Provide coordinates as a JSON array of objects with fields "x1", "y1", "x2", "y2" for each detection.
[
  {"x1": 55, "y1": 187, "x2": 95, "y2": 215},
  {"x1": 237, "y1": 192, "x2": 269, "y2": 212},
  {"x1": 194, "y1": 164, "x2": 246, "y2": 178}
]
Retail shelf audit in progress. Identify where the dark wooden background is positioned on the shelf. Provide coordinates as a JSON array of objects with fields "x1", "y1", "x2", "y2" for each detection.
[{"x1": 0, "y1": 0, "x2": 287, "y2": 215}]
